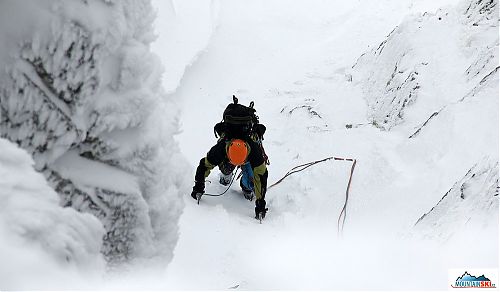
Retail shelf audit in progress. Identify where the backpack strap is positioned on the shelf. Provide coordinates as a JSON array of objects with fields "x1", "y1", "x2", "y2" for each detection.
[{"x1": 214, "y1": 121, "x2": 225, "y2": 138}]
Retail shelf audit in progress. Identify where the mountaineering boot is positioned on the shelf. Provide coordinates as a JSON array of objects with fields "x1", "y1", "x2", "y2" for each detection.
[
  {"x1": 219, "y1": 173, "x2": 232, "y2": 186},
  {"x1": 243, "y1": 189, "x2": 255, "y2": 201},
  {"x1": 240, "y1": 166, "x2": 254, "y2": 201}
]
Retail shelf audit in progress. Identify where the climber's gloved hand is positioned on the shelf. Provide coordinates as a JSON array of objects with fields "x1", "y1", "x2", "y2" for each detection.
[
  {"x1": 191, "y1": 181, "x2": 205, "y2": 200},
  {"x1": 191, "y1": 191, "x2": 203, "y2": 200},
  {"x1": 255, "y1": 198, "x2": 268, "y2": 219}
]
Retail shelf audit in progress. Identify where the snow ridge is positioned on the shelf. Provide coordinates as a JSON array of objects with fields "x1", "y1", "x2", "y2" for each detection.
[
  {"x1": 414, "y1": 157, "x2": 499, "y2": 241},
  {"x1": 351, "y1": 16, "x2": 428, "y2": 130},
  {"x1": 350, "y1": 0, "x2": 497, "y2": 242},
  {"x1": 352, "y1": 0, "x2": 498, "y2": 132}
]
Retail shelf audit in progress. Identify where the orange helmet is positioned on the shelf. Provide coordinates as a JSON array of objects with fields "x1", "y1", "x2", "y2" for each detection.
[{"x1": 227, "y1": 139, "x2": 249, "y2": 166}]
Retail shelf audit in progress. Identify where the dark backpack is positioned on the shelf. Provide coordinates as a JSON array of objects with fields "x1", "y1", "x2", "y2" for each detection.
[{"x1": 214, "y1": 95, "x2": 265, "y2": 139}]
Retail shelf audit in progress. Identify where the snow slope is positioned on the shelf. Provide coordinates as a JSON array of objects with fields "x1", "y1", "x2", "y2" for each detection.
[
  {"x1": 350, "y1": 0, "x2": 498, "y2": 235},
  {"x1": 149, "y1": 0, "x2": 498, "y2": 290},
  {"x1": 0, "y1": 0, "x2": 496, "y2": 289},
  {"x1": 415, "y1": 157, "x2": 498, "y2": 241},
  {"x1": 151, "y1": 0, "x2": 219, "y2": 93}
]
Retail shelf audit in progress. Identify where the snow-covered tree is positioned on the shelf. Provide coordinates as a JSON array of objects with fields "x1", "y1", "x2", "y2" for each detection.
[
  {"x1": 0, "y1": 0, "x2": 189, "y2": 265},
  {"x1": 0, "y1": 137, "x2": 105, "y2": 289}
]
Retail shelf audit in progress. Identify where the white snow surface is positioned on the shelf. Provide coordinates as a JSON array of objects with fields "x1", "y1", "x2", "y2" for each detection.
[
  {"x1": 0, "y1": 0, "x2": 497, "y2": 289},
  {"x1": 52, "y1": 150, "x2": 141, "y2": 196},
  {"x1": 415, "y1": 157, "x2": 498, "y2": 241},
  {"x1": 151, "y1": 0, "x2": 219, "y2": 93},
  {"x1": 0, "y1": 138, "x2": 105, "y2": 290},
  {"x1": 153, "y1": 0, "x2": 498, "y2": 290}
]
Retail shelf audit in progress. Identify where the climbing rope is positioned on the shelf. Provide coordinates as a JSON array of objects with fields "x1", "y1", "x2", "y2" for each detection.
[
  {"x1": 268, "y1": 156, "x2": 357, "y2": 235},
  {"x1": 198, "y1": 155, "x2": 357, "y2": 235},
  {"x1": 337, "y1": 158, "x2": 356, "y2": 235},
  {"x1": 268, "y1": 157, "x2": 335, "y2": 189}
]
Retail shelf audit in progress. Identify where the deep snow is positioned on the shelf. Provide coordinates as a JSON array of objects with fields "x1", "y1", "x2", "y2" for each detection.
[
  {"x1": 0, "y1": 138, "x2": 105, "y2": 290},
  {"x1": 0, "y1": 0, "x2": 497, "y2": 290},
  {"x1": 147, "y1": 0, "x2": 498, "y2": 290}
]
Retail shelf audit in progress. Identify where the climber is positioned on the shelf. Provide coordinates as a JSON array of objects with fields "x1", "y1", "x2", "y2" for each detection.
[{"x1": 190, "y1": 95, "x2": 270, "y2": 220}]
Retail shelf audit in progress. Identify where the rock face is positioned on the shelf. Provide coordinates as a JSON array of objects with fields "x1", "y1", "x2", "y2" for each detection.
[
  {"x1": 0, "y1": 0, "x2": 188, "y2": 265},
  {"x1": 351, "y1": 0, "x2": 498, "y2": 132},
  {"x1": 414, "y1": 158, "x2": 498, "y2": 240},
  {"x1": 351, "y1": 0, "x2": 498, "y2": 239}
]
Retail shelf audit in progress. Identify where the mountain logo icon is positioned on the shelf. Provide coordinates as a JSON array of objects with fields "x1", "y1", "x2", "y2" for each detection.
[{"x1": 452, "y1": 271, "x2": 497, "y2": 288}]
